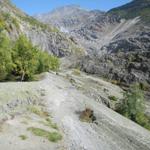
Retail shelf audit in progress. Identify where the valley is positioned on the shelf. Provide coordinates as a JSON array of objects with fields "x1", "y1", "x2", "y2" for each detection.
[{"x1": 0, "y1": 0, "x2": 150, "y2": 149}]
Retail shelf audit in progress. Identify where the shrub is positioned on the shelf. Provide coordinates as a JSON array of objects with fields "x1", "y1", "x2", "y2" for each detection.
[
  {"x1": 19, "y1": 135, "x2": 28, "y2": 140},
  {"x1": 108, "y1": 95, "x2": 118, "y2": 101},
  {"x1": 0, "y1": 34, "x2": 59, "y2": 81},
  {"x1": 37, "y1": 51, "x2": 59, "y2": 73},
  {"x1": 12, "y1": 35, "x2": 39, "y2": 81},
  {"x1": 117, "y1": 83, "x2": 150, "y2": 130},
  {"x1": 79, "y1": 108, "x2": 96, "y2": 123}
]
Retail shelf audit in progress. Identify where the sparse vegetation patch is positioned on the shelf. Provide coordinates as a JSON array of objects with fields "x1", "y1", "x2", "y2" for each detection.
[
  {"x1": 79, "y1": 108, "x2": 96, "y2": 123},
  {"x1": 27, "y1": 105, "x2": 50, "y2": 117},
  {"x1": 117, "y1": 83, "x2": 150, "y2": 130},
  {"x1": 108, "y1": 95, "x2": 118, "y2": 101},
  {"x1": 27, "y1": 127, "x2": 62, "y2": 142},
  {"x1": 19, "y1": 135, "x2": 28, "y2": 140}
]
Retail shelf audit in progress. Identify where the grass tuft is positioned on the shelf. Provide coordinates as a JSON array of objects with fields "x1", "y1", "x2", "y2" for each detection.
[
  {"x1": 27, "y1": 127, "x2": 62, "y2": 142},
  {"x1": 27, "y1": 105, "x2": 50, "y2": 117},
  {"x1": 19, "y1": 135, "x2": 28, "y2": 140},
  {"x1": 108, "y1": 95, "x2": 118, "y2": 101}
]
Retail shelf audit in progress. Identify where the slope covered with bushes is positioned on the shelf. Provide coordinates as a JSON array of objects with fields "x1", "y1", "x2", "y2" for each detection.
[{"x1": 0, "y1": 34, "x2": 59, "y2": 81}]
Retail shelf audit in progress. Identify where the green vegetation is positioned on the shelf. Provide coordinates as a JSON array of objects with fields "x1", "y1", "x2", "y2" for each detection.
[
  {"x1": 40, "y1": 118, "x2": 58, "y2": 130},
  {"x1": 0, "y1": 34, "x2": 59, "y2": 81},
  {"x1": 108, "y1": 95, "x2": 118, "y2": 101},
  {"x1": 0, "y1": 33, "x2": 13, "y2": 81},
  {"x1": 0, "y1": 15, "x2": 6, "y2": 31},
  {"x1": 19, "y1": 135, "x2": 28, "y2": 140},
  {"x1": 27, "y1": 105, "x2": 50, "y2": 117},
  {"x1": 18, "y1": 15, "x2": 59, "y2": 32},
  {"x1": 117, "y1": 83, "x2": 150, "y2": 130},
  {"x1": 27, "y1": 127, "x2": 62, "y2": 142},
  {"x1": 0, "y1": 12, "x2": 20, "y2": 32}
]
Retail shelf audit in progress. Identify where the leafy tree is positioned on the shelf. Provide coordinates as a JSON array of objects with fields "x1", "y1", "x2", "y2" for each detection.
[
  {"x1": 0, "y1": 33, "x2": 12, "y2": 80},
  {"x1": 12, "y1": 35, "x2": 39, "y2": 81},
  {"x1": 37, "y1": 51, "x2": 59, "y2": 73},
  {"x1": 0, "y1": 34, "x2": 59, "y2": 81},
  {"x1": 121, "y1": 83, "x2": 144, "y2": 121}
]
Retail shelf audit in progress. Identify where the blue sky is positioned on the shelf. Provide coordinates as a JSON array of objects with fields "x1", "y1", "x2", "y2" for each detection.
[{"x1": 11, "y1": 0, "x2": 132, "y2": 15}]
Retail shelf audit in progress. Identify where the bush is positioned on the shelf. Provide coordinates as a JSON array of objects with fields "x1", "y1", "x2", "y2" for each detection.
[
  {"x1": 0, "y1": 33, "x2": 13, "y2": 80},
  {"x1": 108, "y1": 95, "x2": 118, "y2": 101},
  {"x1": 37, "y1": 51, "x2": 59, "y2": 73},
  {"x1": 0, "y1": 34, "x2": 59, "y2": 81},
  {"x1": 12, "y1": 35, "x2": 39, "y2": 81},
  {"x1": 117, "y1": 83, "x2": 150, "y2": 130}
]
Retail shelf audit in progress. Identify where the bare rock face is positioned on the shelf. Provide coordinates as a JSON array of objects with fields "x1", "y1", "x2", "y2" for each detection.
[
  {"x1": 81, "y1": 51, "x2": 150, "y2": 85},
  {"x1": 35, "y1": 1, "x2": 150, "y2": 87}
]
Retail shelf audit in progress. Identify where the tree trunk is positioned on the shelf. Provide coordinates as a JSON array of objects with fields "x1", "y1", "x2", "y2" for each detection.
[{"x1": 21, "y1": 70, "x2": 25, "y2": 81}]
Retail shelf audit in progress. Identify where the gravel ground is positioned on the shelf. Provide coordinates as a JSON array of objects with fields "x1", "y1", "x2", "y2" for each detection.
[{"x1": 0, "y1": 71, "x2": 150, "y2": 150}]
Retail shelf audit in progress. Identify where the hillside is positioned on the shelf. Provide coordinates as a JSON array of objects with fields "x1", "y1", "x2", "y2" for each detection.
[
  {"x1": 0, "y1": 0, "x2": 150, "y2": 150},
  {"x1": 0, "y1": 0, "x2": 84, "y2": 57},
  {"x1": 0, "y1": 70, "x2": 150, "y2": 150},
  {"x1": 108, "y1": 0, "x2": 150, "y2": 24},
  {"x1": 35, "y1": 0, "x2": 150, "y2": 89}
]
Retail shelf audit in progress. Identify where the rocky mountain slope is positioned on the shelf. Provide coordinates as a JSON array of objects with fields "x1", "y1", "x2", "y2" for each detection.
[
  {"x1": 0, "y1": 71, "x2": 150, "y2": 150},
  {"x1": 0, "y1": 0, "x2": 84, "y2": 57},
  {"x1": 0, "y1": 1, "x2": 150, "y2": 149},
  {"x1": 35, "y1": 0, "x2": 150, "y2": 88}
]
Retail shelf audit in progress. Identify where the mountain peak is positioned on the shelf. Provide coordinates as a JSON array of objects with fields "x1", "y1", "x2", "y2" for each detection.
[{"x1": 108, "y1": 0, "x2": 150, "y2": 23}]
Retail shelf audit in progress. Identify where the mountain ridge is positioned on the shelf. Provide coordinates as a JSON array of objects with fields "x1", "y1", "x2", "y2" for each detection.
[
  {"x1": 35, "y1": 0, "x2": 150, "y2": 94},
  {"x1": 0, "y1": 1, "x2": 150, "y2": 150},
  {"x1": 0, "y1": 0, "x2": 84, "y2": 57}
]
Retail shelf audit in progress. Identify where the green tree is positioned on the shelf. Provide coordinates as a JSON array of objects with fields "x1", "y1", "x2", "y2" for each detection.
[
  {"x1": 122, "y1": 83, "x2": 144, "y2": 121},
  {"x1": 118, "y1": 83, "x2": 150, "y2": 130},
  {"x1": 0, "y1": 33, "x2": 12, "y2": 80},
  {"x1": 0, "y1": 34, "x2": 59, "y2": 82},
  {"x1": 12, "y1": 35, "x2": 39, "y2": 81},
  {"x1": 37, "y1": 51, "x2": 59, "y2": 73}
]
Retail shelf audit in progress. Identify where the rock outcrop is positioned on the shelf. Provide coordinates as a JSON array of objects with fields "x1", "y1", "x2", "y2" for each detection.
[{"x1": 35, "y1": 1, "x2": 150, "y2": 88}]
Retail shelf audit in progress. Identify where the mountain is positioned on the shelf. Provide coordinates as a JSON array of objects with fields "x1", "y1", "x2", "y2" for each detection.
[
  {"x1": 0, "y1": 1, "x2": 150, "y2": 150},
  {"x1": 35, "y1": 5, "x2": 105, "y2": 32},
  {"x1": 0, "y1": 0, "x2": 84, "y2": 57},
  {"x1": 108, "y1": 0, "x2": 150, "y2": 24},
  {"x1": 35, "y1": 1, "x2": 150, "y2": 89}
]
